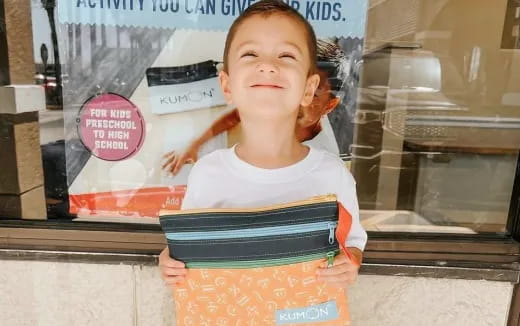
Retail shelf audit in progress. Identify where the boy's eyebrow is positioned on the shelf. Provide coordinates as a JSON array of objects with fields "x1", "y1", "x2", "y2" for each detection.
[
  {"x1": 235, "y1": 41, "x2": 304, "y2": 55},
  {"x1": 283, "y1": 42, "x2": 304, "y2": 55}
]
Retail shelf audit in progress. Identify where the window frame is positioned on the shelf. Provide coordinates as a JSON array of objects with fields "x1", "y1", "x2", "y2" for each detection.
[{"x1": 1, "y1": 150, "x2": 518, "y2": 264}]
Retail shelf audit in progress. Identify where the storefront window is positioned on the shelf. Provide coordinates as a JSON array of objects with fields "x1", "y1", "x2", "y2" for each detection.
[
  {"x1": 355, "y1": 0, "x2": 520, "y2": 234},
  {"x1": 22, "y1": 0, "x2": 520, "y2": 240}
]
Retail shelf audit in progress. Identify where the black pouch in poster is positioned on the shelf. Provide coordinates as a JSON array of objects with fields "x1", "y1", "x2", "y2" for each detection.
[{"x1": 146, "y1": 60, "x2": 226, "y2": 115}]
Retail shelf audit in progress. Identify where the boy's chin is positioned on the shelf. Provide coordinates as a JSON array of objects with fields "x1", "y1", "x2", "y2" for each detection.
[{"x1": 240, "y1": 104, "x2": 298, "y2": 120}]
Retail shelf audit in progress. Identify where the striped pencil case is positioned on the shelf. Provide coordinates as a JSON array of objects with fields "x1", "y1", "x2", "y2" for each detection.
[{"x1": 159, "y1": 195, "x2": 354, "y2": 326}]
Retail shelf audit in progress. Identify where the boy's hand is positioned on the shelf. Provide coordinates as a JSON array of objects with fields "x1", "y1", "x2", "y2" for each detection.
[
  {"x1": 316, "y1": 249, "x2": 362, "y2": 289},
  {"x1": 159, "y1": 247, "x2": 187, "y2": 289}
]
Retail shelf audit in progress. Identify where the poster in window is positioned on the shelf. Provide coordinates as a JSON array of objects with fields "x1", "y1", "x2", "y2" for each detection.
[{"x1": 56, "y1": 0, "x2": 369, "y2": 219}]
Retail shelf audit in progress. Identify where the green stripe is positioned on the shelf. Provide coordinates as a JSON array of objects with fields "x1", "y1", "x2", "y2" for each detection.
[{"x1": 185, "y1": 250, "x2": 339, "y2": 269}]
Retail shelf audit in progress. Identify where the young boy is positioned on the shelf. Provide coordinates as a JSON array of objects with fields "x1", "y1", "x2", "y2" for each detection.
[
  {"x1": 159, "y1": 0, "x2": 367, "y2": 290},
  {"x1": 162, "y1": 39, "x2": 346, "y2": 175}
]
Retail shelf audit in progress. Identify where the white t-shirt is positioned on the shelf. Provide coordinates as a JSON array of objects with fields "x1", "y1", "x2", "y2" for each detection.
[
  {"x1": 303, "y1": 116, "x2": 340, "y2": 156},
  {"x1": 181, "y1": 145, "x2": 367, "y2": 251}
]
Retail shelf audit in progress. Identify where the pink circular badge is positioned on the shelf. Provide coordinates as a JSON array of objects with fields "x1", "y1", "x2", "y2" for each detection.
[{"x1": 78, "y1": 93, "x2": 145, "y2": 161}]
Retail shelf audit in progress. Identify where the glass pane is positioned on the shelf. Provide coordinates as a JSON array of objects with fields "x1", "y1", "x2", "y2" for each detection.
[
  {"x1": 354, "y1": 0, "x2": 520, "y2": 234},
  {"x1": 25, "y1": 0, "x2": 519, "y2": 234},
  {"x1": 30, "y1": 1, "x2": 69, "y2": 219}
]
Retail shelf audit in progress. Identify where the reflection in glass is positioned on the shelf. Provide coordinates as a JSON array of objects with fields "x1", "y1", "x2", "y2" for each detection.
[{"x1": 353, "y1": 0, "x2": 520, "y2": 234}]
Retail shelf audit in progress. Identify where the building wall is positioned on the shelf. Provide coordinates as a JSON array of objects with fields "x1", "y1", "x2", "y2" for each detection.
[{"x1": 0, "y1": 259, "x2": 513, "y2": 326}]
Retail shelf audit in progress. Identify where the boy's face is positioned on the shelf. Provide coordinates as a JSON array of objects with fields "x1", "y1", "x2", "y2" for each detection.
[{"x1": 219, "y1": 15, "x2": 320, "y2": 122}]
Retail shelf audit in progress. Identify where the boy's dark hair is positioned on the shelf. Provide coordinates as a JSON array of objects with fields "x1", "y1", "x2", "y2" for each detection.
[{"x1": 223, "y1": 0, "x2": 317, "y2": 74}]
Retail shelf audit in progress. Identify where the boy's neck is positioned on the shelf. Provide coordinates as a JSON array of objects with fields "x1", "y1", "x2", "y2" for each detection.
[{"x1": 236, "y1": 117, "x2": 309, "y2": 169}]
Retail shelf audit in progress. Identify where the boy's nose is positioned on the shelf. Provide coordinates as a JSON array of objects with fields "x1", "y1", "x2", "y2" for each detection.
[{"x1": 256, "y1": 61, "x2": 278, "y2": 74}]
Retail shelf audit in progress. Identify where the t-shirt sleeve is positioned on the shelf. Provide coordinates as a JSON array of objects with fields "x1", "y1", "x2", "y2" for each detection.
[
  {"x1": 180, "y1": 163, "x2": 205, "y2": 210},
  {"x1": 337, "y1": 167, "x2": 368, "y2": 251},
  {"x1": 180, "y1": 183, "x2": 198, "y2": 210}
]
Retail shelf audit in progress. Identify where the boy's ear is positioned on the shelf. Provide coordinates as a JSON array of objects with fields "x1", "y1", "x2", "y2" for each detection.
[
  {"x1": 301, "y1": 73, "x2": 320, "y2": 107},
  {"x1": 218, "y1": 70, "x2": 233, "y2": 104}
]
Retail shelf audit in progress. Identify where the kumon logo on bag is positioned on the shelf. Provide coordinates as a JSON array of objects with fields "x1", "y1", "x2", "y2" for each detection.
[{"x1": 276, "y1": 301, "x2": 339, "y2": 324}]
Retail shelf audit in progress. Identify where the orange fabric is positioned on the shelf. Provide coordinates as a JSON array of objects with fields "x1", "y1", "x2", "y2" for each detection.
[
  {"x1": 174, "y1": 259, "x2": 350, "y2": 326},
  {"x1": 69, "y1": 186, "x2": 186, "y2": 217},
  {"x1": 336, "y1": 203, "x2": 358, "y2": 266}
]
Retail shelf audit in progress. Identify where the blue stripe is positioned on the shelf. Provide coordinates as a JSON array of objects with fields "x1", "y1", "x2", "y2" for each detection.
[{"x1": 166, "y1": 221, "x2": 337, "y2": 241}]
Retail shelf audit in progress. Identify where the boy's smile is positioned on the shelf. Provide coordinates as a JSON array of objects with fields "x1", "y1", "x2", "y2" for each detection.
[
  {"x1": 249, "y1": 78, "x2": 286, "y2": 89},
  {"x1": 219, "y1": 14, "x2": 319, "y2": 122},
  {"x1": 250, "y1": 83, "x2": 284, "y2": 89}
]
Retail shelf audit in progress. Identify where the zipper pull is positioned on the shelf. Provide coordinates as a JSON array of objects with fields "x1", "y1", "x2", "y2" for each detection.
[
  {"x1": 326, "y1": 251, "x2": 335, "y2": 268},
  {"x1": 328, "y1": 222, "x2": 336, "y2": 244}
]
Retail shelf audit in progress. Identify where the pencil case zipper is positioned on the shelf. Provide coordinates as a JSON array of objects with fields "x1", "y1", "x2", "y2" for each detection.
[
  {"x1": 160, "y1": 195, "x2": 338, "y2": 232},
  {"x1": 166, "y1": 227, "x2": 338, "y2": 267},
  {"x1": 166, "y1": 221, "x2": 338, "y2": 242},
  {"x1": 187, "y1": 250, "x2": 340, "y2": 269},
  {"x1": 160, "y1": 194, "x2": 337, "y2": 217},
  {"x1": 160, "y1": 195, "x2": 341, "y2": 268}
]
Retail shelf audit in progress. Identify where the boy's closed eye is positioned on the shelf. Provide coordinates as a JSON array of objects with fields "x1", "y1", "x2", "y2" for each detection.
[
  {"x1": 241, "y1": 51, "x2": 258, "y2": 58},
  {"x1": 279, "y1": 52, "x2": 296, "y2": 60}
]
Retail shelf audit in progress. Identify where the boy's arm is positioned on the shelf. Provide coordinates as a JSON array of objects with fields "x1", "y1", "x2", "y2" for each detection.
[
  {"x1": 347, "y1": 247, "x2": 363, "y2": 266},
  {"x1": 197, "y1": 108, "x2": 241, "y2": 147},
  {"x1": 163, "y1": 109, "x2": 241, "y2": 175},
  {"x1": 315, "y1": 165, "x2": 366, "y2": 287}
]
